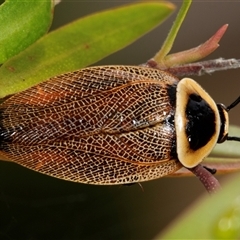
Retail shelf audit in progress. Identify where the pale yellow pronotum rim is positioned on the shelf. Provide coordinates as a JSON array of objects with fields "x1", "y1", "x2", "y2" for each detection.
[{"x1": 175, "y1": 78, "x2": 221, "y2": 168}]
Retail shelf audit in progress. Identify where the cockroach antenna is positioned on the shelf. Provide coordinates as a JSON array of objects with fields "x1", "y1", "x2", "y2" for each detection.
[
  {"x1": 226, "y1": 96, "x2": 240, "y2": 142},
  {"x1": 226, "y1": 96, "x2": 240, "y2": 111}
]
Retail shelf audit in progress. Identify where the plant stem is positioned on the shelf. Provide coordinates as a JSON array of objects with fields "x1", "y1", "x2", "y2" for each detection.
[
  {"x1": 165, "y1": 58, "x2": 240, "y2": 76},
  {"x1": 188, "y1": 164, "x2": 221, "y2": 194},
  {"x1": 153, "y1": 0, "x2": 192, "y2": 63}
]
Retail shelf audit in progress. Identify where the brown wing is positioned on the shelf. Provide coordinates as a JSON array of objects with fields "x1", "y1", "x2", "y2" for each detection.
[{"x1": 0, "y1": 66, "x2": 181, "y2": 184}]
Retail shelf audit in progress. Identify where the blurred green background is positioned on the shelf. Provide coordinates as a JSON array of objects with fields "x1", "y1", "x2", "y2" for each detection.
[{"x1": 1, "y1": 1, "x2": 240, "y2": 239}]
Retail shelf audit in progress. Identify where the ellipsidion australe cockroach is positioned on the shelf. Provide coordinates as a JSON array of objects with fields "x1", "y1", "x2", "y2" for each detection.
[{"x1": 0, "y1": 65, "x2": 239, "y2": 186}]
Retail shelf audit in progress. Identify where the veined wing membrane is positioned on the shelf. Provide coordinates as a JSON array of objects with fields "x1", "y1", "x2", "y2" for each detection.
[{"x1": 0, "y1": 66, "x2": 181, "y2": 184}]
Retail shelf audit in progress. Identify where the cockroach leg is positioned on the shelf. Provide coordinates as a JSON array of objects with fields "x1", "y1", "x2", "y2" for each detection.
[{"x1": 203, "y1": 166, "x2": 217, "y2": 175}]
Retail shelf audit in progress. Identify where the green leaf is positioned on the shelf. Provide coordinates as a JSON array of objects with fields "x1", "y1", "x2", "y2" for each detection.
[
  {"x1": 0, "y1": 0, "x2": 53, "y2": 64},
  {"x1": 0, "y1": 1, "x2": 175, "y2": 98},
  {"x1": 156, "y1": 172, "x2": 240, "y2": 239},
  {"x1": 211, "y1": 125, "x2": 240, "y2": 157}
]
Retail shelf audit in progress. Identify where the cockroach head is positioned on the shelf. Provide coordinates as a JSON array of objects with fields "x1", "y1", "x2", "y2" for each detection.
[{"x1": 217, "y1": 96, "x2": 240, "y2": 143}]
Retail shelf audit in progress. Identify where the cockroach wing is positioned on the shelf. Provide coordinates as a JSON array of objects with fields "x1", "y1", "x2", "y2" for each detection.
[{"x1": 0, "y1": 66, "x2": 181, "y2": 184}]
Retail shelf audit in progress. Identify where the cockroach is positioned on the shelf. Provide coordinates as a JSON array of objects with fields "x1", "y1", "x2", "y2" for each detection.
[{"x1": 0, "y1": 66, "x2": 239, "y2": 185}]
